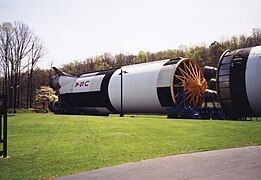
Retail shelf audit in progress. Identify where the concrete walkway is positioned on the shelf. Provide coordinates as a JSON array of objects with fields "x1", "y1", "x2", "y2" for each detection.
[{"x1": 53, "y1": 146, "x2": 261, "y2": 180}]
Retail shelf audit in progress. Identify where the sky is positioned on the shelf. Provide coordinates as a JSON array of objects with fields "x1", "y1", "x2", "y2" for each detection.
[{"x1": 1, "y1": 0, "x2": 261, "y2": 69}]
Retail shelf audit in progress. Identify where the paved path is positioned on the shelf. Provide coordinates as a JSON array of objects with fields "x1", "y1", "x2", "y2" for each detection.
[{"x1": 53, "y1": 146, "x2": 261, "y2": 180}]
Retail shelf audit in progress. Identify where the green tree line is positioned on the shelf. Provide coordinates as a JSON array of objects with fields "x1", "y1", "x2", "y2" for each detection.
[{"x1": 61, "y1": 28, "x2": 261, "y2": 75}]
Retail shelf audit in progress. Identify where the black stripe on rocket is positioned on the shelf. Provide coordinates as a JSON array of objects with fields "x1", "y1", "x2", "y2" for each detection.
[
  {"x1": 217, "y1": 47, "x2": 254, "y2": 117},
  {"x1": 60, "y1": 68, "x2": 119, "y2": 113},
  {"x1": 157, "y1": 58, "x2": 180, "y2": 107},
  {"x1": 157, "y1": 87, "x2": 175, "y2": 107},
  {"x1": 97, "y1": 68, "x2": 119, "y2": 113}
]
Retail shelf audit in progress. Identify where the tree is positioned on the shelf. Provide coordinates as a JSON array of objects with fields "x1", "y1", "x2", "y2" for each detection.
[
  {"x1": 209, "y1": 41, "x2": 224, "y2": 67},
  {"x1": 11, "y1": 21, "x2": 33, "y2": 112},
  {"x1": 102, "y1": 52, "x2": 115, "y2": 67},
  {"x1": 115, "y1": 53, "x2": 126, "y2": 66},
  {"x1": 35, "y1": 86, "x2": 57, "y2": 110},
  {"x1": 93, "y1": 56, "x2": 111, "y2": 70},
  {"x1": 238, "y1": 35, "x2": 247, "y2": 48},
  {"x1": 188, "y1": 45, "x2": 210, "y2": 67},
  {"x1": 250, "y1": 28, "x2": 261, "y2": 46},
  {"x1": 27, "y1": 37, "x2": 45, "y2": 108},
  {"x1": 0, "y1": 23, "x2": 12, "y2": 96},
  {"x1": 83, "y1": 58, "x2": 95, "y2": 72},
  {"x1": 61, "y1": 60, "x2": 84, "y2": 75},
  {"x1": 134, "y1": 51, "x2": 148, "y2": 64},
  {"x1": 0, "y1": 21, "x2": 45, "y2": 112}
]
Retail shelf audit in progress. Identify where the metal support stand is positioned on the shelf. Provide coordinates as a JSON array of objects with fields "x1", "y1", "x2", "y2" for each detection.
[
  {"x1": 166, "y1": 87, "x2": 226, "y2": 120},
  {"x1": 0, "y1": 95, "x2": 8, "y2": 158}
]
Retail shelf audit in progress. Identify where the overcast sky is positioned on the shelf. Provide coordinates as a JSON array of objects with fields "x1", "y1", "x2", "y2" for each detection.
[{"x1": 1, "y1": 0, "x2": 261, "y2": 69}]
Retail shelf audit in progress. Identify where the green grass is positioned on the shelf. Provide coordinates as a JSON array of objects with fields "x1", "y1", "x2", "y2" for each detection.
[{"x1": 1, "y1": 114, "x2": 261, "y2": 180}]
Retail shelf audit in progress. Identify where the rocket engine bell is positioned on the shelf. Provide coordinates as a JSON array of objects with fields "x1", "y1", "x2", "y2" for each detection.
[
  {"x1": 50, "y1": 58, "x2": 207, "y2": 115},
  {"x1": 216, "y1": 46, "x2": 261, "y2": 117}
]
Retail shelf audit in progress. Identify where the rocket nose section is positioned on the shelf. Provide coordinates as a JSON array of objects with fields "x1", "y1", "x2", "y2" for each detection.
[{"x1": 50, "y1": 75, "x2": 60, "y2": 90}]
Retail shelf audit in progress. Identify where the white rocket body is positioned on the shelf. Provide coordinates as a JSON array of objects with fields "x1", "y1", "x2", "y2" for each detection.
[{"x1": 51, "y1": 58, "x2": 190, "y2": 114}]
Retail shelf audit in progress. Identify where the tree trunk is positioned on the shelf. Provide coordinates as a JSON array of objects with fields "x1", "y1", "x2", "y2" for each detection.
[
  {"x1": 26, "y1": 70, "x2": 30, "y2": 108},
  {"x1": 29, "y1": 68, "x2": 34, "y2": 108},
  {"x1": 17, "y1": 72, "x2": 20, "y2": 109},
  {"x1": 13, "y1": 73, "x2": 18, "y2": 113}
]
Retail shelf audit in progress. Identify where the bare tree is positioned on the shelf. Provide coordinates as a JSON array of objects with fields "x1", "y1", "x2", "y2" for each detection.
[
  {"x1": 10, "y1": 22, "x2": 33, "y2": 112},
  {"x1": 0, "y1": 23, "x2": 14, "y2": 107},
  {"x1": 0, "y1": 21, "x2": 45, "y2": 112},
  {"x1": 27, "y1": 37, "x2": 45, "y2": 108}
]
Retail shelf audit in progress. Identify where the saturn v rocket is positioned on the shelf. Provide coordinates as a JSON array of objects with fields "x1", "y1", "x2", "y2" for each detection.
[
  {"x1": 50, "y1": 57, "x2": 207, "y2": 115},
  {"x1": 49, "y1": 46, "x2": 261, "y2": 118}
]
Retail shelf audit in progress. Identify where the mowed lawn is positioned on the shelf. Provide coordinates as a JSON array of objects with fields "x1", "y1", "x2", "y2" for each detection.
[{"x1": 1, "y1": 114, "x2": 261, "y2": 180}]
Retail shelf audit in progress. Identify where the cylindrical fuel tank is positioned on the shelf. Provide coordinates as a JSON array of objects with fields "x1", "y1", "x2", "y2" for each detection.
[
  {"x1": 108, "y1": 58, "x2": 207, "y2": 113},
  {"x1": 51, "y1": 58, "x2": 207, "y2": 115},
  {"x1": 216, "y1": 46, "x2": 261, "y2": 117}
]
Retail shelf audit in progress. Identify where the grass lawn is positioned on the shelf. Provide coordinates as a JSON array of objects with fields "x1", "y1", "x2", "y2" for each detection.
[{"x1": 0, "y1": 113, "x2": 261, "y2": 179}]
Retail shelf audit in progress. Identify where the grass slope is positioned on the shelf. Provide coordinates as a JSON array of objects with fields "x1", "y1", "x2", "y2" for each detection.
[{"x1": 0, "y1": 114, "x2": 261, "y2": 179}]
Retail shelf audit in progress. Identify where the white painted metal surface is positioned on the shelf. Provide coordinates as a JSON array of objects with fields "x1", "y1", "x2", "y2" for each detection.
[
  {"x1": 72, "y1": 74, "x2": 105, "y2": 93},
  {"x1": 246, "y1": 46, "x2": 261, "y2": 115},
  {"x1": 59, "y1": 76, "x2": 77, "y2": 94},
  {"x1": 108, "y1": 60, "x2": 169, "y2": 113}
]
